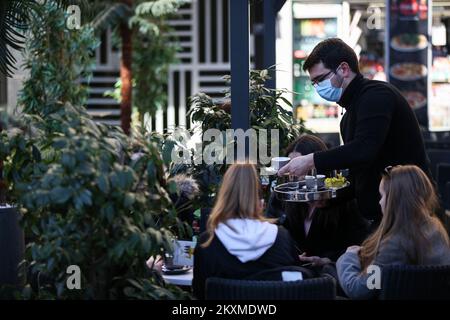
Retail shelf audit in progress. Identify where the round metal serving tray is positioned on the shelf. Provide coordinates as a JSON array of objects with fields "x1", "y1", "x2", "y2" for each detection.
[{"x1": 273, "y1": 180, "x2": 350, "y2": 202}]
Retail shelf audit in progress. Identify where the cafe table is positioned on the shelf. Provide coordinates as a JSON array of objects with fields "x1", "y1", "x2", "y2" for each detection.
[{"x1": 162, "y1": 268, "x2": 193, "y2": 286}]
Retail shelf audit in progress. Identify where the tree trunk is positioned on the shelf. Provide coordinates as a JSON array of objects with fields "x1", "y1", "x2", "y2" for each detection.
[{"x1": 120, "y1": 0, "x2": 133, "y2": 135}]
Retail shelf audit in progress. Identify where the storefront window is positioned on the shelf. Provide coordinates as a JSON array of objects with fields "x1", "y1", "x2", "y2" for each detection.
[{"x1": 284, "y1": 0, "x2": 450, "y2": 132}]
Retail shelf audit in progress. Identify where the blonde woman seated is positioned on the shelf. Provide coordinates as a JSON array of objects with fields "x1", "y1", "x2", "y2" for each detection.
[
  {"x1": 336, "y1": 165, "x2": 450, "y2": 299},
  {"x1": 193, "y1": 163, "x2": 312, "y2": 299}
]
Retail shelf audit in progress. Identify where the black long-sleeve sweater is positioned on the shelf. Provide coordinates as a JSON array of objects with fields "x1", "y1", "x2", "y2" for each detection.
[
  {"x1": 283, "y1": 199, "x2": 370, "y2": 261},
  {"x1": 266, "y1": 194, "x2": 370, "y2": 261},
  {"x1": 314, "y1": 74, "x2": 430, "y2": 221}
]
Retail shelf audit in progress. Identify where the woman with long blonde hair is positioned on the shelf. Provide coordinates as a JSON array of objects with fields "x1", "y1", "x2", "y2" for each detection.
[
  {"x1": 336, "y1": 165, "x2": 450, "y2": 299},
  {"x1": 193, "y1": 163, "x2": 307, "y2": 299}
]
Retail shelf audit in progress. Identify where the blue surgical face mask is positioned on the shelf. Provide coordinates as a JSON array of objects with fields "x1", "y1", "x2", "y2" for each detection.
[{"x1": 315, "y1": 69, "x2": 343, "y2": 102}]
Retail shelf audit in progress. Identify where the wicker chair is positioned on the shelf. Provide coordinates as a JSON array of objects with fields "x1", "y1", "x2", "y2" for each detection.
[
  {"x1": 379, "y1": 264, "x2": 450, "y2": 300},
  {"x1": 205, "y1": 276, "x2": 336, "y2": 300}
]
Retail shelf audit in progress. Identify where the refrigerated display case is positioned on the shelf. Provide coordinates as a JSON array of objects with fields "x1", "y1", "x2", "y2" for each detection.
[
  {"x1": 386, "y1": 0, "x2": 432, "y2": 129},
  {"x1": 292, "y1": 3, "x2": 350, "y2": 133},
  {"x1": 430, "y1": 48, "x2": 450, "y2": 131}
]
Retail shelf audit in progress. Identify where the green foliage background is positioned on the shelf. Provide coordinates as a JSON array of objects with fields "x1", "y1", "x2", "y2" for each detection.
[
  {"x1": 166, "y1": 70, "x2": 313, "y2": 207},
  {"x1": 0, "y1": 0, "x2": 189, "y2": 300},
  {"x1": 105, "y1": 0, "x2": 185, "y2": 126}
]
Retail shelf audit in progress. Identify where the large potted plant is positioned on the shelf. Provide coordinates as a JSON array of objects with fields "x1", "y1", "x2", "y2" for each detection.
[
  {"x1": 1, "y1": 0, "x2": 98, "y2": 293},
  {"x1": 0, "y1": 1, "x2": 190, "y2": 299}
]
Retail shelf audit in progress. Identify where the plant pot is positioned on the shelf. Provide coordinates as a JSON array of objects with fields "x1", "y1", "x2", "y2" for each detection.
[{"x1": 0, "y1": 205, "x2": 25, "y2": 287}]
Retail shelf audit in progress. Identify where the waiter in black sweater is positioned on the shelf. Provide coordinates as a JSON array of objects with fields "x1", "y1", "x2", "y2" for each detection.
[{"x1": 279, "y1": 38, "x2": 430, "y2": 225}]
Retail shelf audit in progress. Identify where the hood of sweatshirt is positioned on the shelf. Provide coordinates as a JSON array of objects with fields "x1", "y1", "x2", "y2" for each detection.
[{"x1": 215, "y1": 218, "x2": 278, "y2": 263}]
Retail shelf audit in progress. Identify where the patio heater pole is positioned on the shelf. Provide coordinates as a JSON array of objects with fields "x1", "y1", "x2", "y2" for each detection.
[
  {"x1": 264, "y1": 0, "x2": 276, "y2": 89},
  {"x1": 264, "y1": 0, "x2": 286, "y2": 90},
  {"x1": 230, "y1": 0, "x2": 250, "y2": 158}
]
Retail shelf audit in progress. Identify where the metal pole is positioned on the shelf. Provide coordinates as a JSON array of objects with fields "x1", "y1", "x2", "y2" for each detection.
[
  {"x1": 230, "y1": 0, "x2": 250, "y2": 132},
  {"x1": 264, "y1": 0, "x2": 276, "y2": 89}
]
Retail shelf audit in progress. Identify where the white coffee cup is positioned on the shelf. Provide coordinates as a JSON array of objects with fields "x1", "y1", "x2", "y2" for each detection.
[
  {"x1": 271, "y1": 157, "x2": 290, "y2": 171},
  {"x1": 305, "y1": 175, "x2": 316, "y2": 190},
  {"x1": 305, "y1": 174, "x2": 326, "y2": 190}
]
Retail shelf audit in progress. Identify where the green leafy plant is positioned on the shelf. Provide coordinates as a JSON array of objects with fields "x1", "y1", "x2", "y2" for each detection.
[
  {"x1": 131, "y1": 16, "x2": 179, "y2": 123},
  {"x1": 1, "y1": 0, "x2": 191, "y2": 300},
  {"x1": 0, "y1": 0, "x2": 107, "y2": 77},
  {"x1": 103, "y1": 0, "x2": 183, "y2": 129},
  {"x1": 167, "y1": 69, "x2": 312, "y2": 207},
  {"x1": 0, "y1": 1, "x2": 98, "y2": 206},
  {"x1": 0, "y1": 0, "x2": 38, "y2": 76},
  {"x1": 17, "y1": 1, "x2": 98, "y2": 120},
  {"x1": 189, "y1": 69, "x2": 310, "y2": 152},
  {"x1": 1, "y1": 105, "x2": 190, "y2": 299},
  {"x1": 90, "y1": 0, "x2": 185, "y2": 133}
]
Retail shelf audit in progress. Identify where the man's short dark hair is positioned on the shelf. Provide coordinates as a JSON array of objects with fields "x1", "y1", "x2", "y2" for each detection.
[{"x1": 303, "y1": 38, "x2": 360, "y2": 74}]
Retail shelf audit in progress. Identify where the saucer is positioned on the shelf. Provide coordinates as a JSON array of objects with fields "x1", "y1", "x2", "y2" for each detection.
[{"x1": 162, "y1": 265, "x2": 192, "y2": 275}]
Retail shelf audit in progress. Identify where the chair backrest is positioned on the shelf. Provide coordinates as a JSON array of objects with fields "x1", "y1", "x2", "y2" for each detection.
[
  {"x1": 379, "y1": 264, "x2": 450, "y2": 300},
  {"x1": 437, "y1": 163, "x2": 450, "y2": 188},
  {"x1": 427, "y1": 149, "x2": 450, "y2": 179},
  {"x1": 445, "y1": 182, "x2": 450, "y2": 211},
  {"x1": 205, "y1": 276, "x2": 336, "y2": 300},
  {"x1": 437, "y1": 164, "x2": 450, "y2": 211}
]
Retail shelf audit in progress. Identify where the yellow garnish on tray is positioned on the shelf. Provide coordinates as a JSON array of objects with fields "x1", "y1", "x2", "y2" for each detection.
[{"x1": 325, "y1": 174, "x2": 347, "y2": 188}]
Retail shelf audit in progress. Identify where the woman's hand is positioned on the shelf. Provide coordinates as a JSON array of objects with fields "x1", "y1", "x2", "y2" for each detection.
[
  {"x1": 299, "y1": 253, "x2": 332, "y2": 267},
  {"x1": 146, "y1": 255, "x2": 163, "y2": 273},
  {"x1": 346, "y1": 245, "x2": 361, "y2": 254}
]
